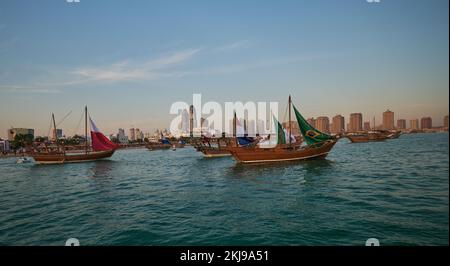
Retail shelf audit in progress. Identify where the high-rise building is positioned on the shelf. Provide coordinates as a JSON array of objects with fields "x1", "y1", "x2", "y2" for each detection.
[
  {"x1": 410, "y1": 119, "x2": 419, "y2": 130},
  {"x1": 129, "y1": 128, "x2": 136, "y2": 141},
  {"x1": 348, "y1": 113, "x2": 363, "y2": 132},
  {"x1": 52, "y1": 128, "x2": 63, "y2": 141},
  {"x1": 382, "y1": 109, "x2": 395, "y2": 130},
  {"x1": 7, "y1": 128, "x2": 35, "y2": 141},
  {"x1": 331, "y1": 115, "x2": 345, "y2": 134},
  {"x1": 117, "y1": 128, "x2": 129, "y2": 144},
  {"x1": 135, "y1": 128, "x2": 143, "y2": 141},
  {"x1": 306, "y1": 118, "x2": 316, "y2": 128},
  {"x1": 315, "y1": 116, "x2": 330, "y2": 133},
  {"x1": 189, "y1": 105, "x2": 195, "y2": 137},
  {"x1": 444, "y1": 115, "x2": 449, "y2": 128},
  {"x1": 421, "y1": 117, "x2": 432, "y2": 129},
  {"x1": 397, "y1": 119, "x2": 406, "y2": 130},
  {"x1": 363, "y1": 122, "x2": 371, "y2": 131}
]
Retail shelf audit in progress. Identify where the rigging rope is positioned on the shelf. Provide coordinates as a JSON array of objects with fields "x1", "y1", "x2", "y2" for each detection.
[
  {"x1": 56, "y1": 110, "x2": 72, "y2": 127},
  {"x1": 72, "y1": 110, "x2": 84, "y2": 136},
  {"x1": 46, "y1": 116, "x2": 53, "y2": 138}
]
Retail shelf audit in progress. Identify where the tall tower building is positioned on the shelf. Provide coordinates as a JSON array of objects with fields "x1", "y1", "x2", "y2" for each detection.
[
  {"x1": 382, "y1": 109, "x2": 395, "y2": 130},
  {"x1": 306, "y1": 118, "x2": 316, "y2": 128},
  {"x1": 397, "y1": 119, "x2": 406, "y2": 130},
  {"x1": 331, "y1": 115, "x2": 345, "y2": 134},
  {"x1": 315, "y1": 116, "x2": 330, "y2": 133},
  {"x1": 129, "y1": 128, "x2": 136, "y2": 141},
  {"x1": 410, "y1": 119, "x2": 419, "y2": 130},
  {"x1": 348, "y1": 113, "x2": 363, "y2": 132},
  {"x1": 421, "y1": 117, "x2": 432, "y2": 129}
]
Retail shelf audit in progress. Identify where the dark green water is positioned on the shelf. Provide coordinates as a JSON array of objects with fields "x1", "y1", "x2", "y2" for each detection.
[{"x1": 0, "y1": 133, "x2": 448, "y2": 246}]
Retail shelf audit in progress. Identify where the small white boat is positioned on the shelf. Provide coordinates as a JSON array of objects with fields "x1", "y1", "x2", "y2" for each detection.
[{"x1": 16, "y1": 157, "x2": 31, "y2": 164}]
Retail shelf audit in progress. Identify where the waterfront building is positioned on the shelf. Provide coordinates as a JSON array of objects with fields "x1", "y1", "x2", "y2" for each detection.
[
  {"x1": 421, "y1": 117, "x2": 432, "y2": 129},
  {"x1": 0, "y1": 139, "x2": 11, "y2": 152},
  {"x1": 129, "y1": 128, "x2": 136, "y2": 141},
  {"x1": 307, "y1": 118, "x2": 316, "y2": 128},
  {"x1": 7, "y1": 128, "x2": 35, "y2": 141},
  {"x1": 410, "y1": 119, "x2": 419, "y2": 130},
  {"x1": 117, "y1": 128, "x2": 128, "y2": 143},
  {"x1": 52, "y1": 128, "x2": 63, "y2": 141},
  {"x1": 315, "y1": 116, "x2": 330, "y2": 133},
  {"x1": 348, "y1": 113, "x2": 363, "y2": 132},
  {"x1": 331, "y1": 115, "x2": 345, "y2": 134},
  {"x1": 397, "y1": 119, "x2": 406, "y2": 130},
  {"x1": 382, "y1": 109, "x2": 395, "y2": 130}
]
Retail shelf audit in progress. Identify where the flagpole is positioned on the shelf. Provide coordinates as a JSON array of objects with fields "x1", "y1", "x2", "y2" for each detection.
[
  {"x1": 85, "y1": 106, "x2": 88, "y2": 154},
  {"x1": 289, "y1": 95, "x2": 292, "y2": 147}
]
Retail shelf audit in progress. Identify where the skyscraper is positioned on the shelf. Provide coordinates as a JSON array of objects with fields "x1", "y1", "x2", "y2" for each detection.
[
  {"x1": 397, "y1": 119, "x2": 406, "y2": 130},
  {"x1": 421, "y1": 117, "x2": 432, "y2": 129},
  {"x1": 348, "y1": 113, "x2": 363, "y2": 132},
  {"x1": 410, "y1": 119, "x2": 419, "y2": 130},
  {"x1": 315, "y1": 116, "x2": 330, "y2": 133},
  {"x1": 306, "y1": 118, "x2": 316, "y2": 128},
  {"x1": 129, "y1": 128, "x2": 136, "y2": 141},
  {"x1": 382, "y1": 109, "x2": 395, "y2": 130},
  {"x1": 331, "y1": 115, "x2": 345, "y2": 134}
]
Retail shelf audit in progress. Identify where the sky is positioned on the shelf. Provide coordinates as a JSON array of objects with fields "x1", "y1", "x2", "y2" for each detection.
[{"x1": 0, "y1": 0, "x2": 448, "y2": 138}]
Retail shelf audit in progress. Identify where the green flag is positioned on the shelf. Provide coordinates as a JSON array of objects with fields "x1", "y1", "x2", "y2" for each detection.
[
  {"x1": 273, "y1": 115, "x2": 286, "y2": 145},
  {"x1": 293, "y1": 105, "x2": 333, "y2": 145}
]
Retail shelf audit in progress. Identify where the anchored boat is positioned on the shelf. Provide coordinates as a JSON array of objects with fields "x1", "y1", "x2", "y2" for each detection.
[
  {"x1": 225, "y1": 96, "x2": 338, "y2": 164},
  {"x1": 193, "y1": 137, "x2": 232, "y2": 158},
  {"x1": 31, "y1": 107, "x2": 118, "y2": 164}
]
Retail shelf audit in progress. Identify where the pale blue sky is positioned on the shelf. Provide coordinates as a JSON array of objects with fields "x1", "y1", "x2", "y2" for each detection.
[{"x1": 0, "y1": 0, "x2": 448, "y2": 137}]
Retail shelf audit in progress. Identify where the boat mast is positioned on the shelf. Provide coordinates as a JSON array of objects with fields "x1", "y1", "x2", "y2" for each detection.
[
  {"x1": 52, "y1": 113, "x2": 60, "y2": 151},
  {"x1": 288, "y1": 95, "x2": 292, "y2": 147},
  {"x1": 233, "y1": 112, "x2": 237, "y2": 146},
  {"x1": 85, "y1": 106, "x2": 88, "y2": 154}
]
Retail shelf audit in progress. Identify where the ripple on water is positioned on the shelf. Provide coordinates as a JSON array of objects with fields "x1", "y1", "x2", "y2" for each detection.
[{"x1": 0, "y1": 133, "x2": 448, "y2": 245}]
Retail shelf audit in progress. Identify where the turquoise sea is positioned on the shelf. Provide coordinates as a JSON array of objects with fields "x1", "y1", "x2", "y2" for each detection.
[{"x1": 0, "y1": 133, "x2": 448, "y2": 245}]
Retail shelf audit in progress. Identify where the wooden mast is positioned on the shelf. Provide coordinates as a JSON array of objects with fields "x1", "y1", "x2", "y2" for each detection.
[
  {"x1": 52, "y1": 113, "x2": 60, "y2": 151},
  {"x1": 233, "y1": 112, "x2": 236, "y2": 137},
  {"x1": 288, "y1": 95, "x2": 292, "y2": 147},
  {"x1": 85, "y1": 106, "x2": 88, "y2": 154}
]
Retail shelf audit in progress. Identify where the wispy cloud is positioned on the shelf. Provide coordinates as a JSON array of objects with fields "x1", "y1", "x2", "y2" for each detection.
[
  {"x1": 0, "y1": 48, "x2": 202, "y2": 93},
  {"x1": 70, "y1": 48, "x2": 201, "y2": 82},
  {"x1": 0, "y1": 85, "x2": 62, "y2": 94},
  {"x1": 0, "y1": 42, "x2": 328, "y2": 94},
  {"x1": 215, "y1": 40, "x2": 250, "y2": 52}
]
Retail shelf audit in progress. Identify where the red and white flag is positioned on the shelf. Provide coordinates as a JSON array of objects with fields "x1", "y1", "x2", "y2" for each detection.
[{"x1": 90, "y1": 117, "x2": 118, "y2": 151}]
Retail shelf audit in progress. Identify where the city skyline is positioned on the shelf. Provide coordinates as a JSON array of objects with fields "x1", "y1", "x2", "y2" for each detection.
[{"x1": 0, "y1": 0, "x2": 449, "y2": 138}]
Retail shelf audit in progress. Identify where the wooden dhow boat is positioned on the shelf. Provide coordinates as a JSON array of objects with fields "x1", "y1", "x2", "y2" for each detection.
[
  {"x1": 31, "y1": 107, "x2": 118, "y2": 164},
  {"x1": 193, "y1": 137, "x2": 232, "y2": 158},
  {"x1": 147, "y1": 138, "x2": 172, "y2": 150},
  {"x1": 345, "y1": 129, "x2": 399, "y2": 143},
  {"x1": 225, "y1": 96, "x2": 338, "y2": 164}
]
